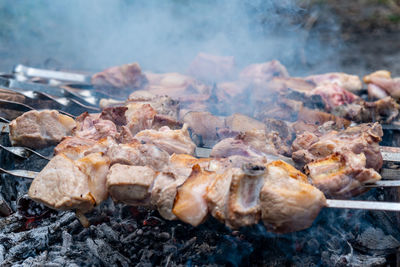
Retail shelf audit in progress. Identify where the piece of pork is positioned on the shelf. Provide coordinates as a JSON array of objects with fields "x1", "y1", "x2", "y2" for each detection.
[
  {"x1": 28, "y1": 154, "x2": 95, "y2": 213},
  {"x1": 107, "y1": 164, "x2": 156, "y2": 206},
  {"x1": 332, "y1": 97, "x2": 399, "y2": 124},
  {"x1": 74, "y1": 112, "x2": 119, "y2": 140},
  {"x1": 297, "y1": 107, "x2": 350, "y2": 129},
  {"x1": 364, "y1": 70, "x2": 400, "y2": 100},
  {"x1": 224, "y1": 163, "x2": 266, "y2": 229},
  {"x1": 310, "y1": 83, "x2": 359, "y2": 111},
  {"x1": 144, "y1": 72, "x2": 210, "y2": 101},
  {"x1": 183, "y1": 111, "x2": 225, "y2": 147},
  {"x1": 239, "y1": 60, "x2": 289, "y2": 83},
  {"x1": 75, "y1": 152, "x2": 110, "y2": 205},
  {"x1": 127, "y1": 90, "x2": 180, "y2": 119},
  {"x1": 187, "y1": 53, "x2": 236, "y2": 82},
  {"x1": 305, "y1": 152, "x2": 381, "y2": 198},
  {"x1": 292, "y1": 123, "x2": 383, "y2": 171},
  {"x1": 205, "y1": 168, "x2": 234, "y2": 222},
  {"x1": 91, "y1": 62, "x2": 148, "y2": 91},
  {"x1": 305, "y1": 72, "x2": 362, "y2": 92},
  {"x1": 99, "y1": 106, "x2": 128, "y2": 127},
  {"x1": 9, "y1": 110, "x2": 76, "y2": 149},
  {"x1": 172, "y1": 164, "x2": 216, "y2": 226},
  {"x1": 260, "y1": 160, "x2": 326, "y2": 233},
  {"x1": 134, "y1": 125, "x2": 196, "y2": 155},
  {"x1": 106, "y1": 141, "x2": 170, "y2": 171},
  {"x1": 54, "y1": 136, "x2": 98, "y2": 159},
  {"x1": 150, "y1": 172, "x2": 179, "y2": 220}
]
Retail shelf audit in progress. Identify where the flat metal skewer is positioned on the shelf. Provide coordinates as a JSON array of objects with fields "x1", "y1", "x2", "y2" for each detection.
[{"x1": 326, "y1": 199, "x2": 400, "y2": 212}]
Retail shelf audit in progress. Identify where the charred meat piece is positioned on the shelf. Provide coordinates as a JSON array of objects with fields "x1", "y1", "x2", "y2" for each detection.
[
  {"x1": 28, "y1": 154, "x2": 95, "y2": 213},
  {"x1": 187, "y1": 52, "x2": 236, "y2": 82},
  {"x1": 100, "y1": 106, "x2": 128, "y2": 127},
  {"x1": 225, "y1": 163, "x2": 265, "y2": 228},
  {"x1": 9, "y1": 110, "x2": 76, "y2": 149},
  {"x1": 182, "y1": 111, "x2": 225, "y2": 147},
  {"x1": 260, "y1": 160, "x2": 326, "y2": 233},
  {"x1": 305, "y1": 152, "x2": 381, "y2": 198},
  {"x1": 74, "y1": 112, "x2": 119, "y2": 140},
  {"x1": 172, "y1": 164, "x2": 216, "y2": 226},
  {"x1": 107, "y1": 164, "x2": 156, "y2": 206},
  {"x1": 332, "y1": 97, "x2": 399, "y2": 124},
  {"x1": 91, "y1": 62, "x2": 148, "y2": 91},
  {"x1": 363, "y1": 70, "x2": 400, "y2": 100},
  {"x1": 305, "y1": 72, "x2": 362, "y2": 92},
  {"x1": 106, "y1": 141, "x2": 170, "y2": 171},
  {"x1": 239, "y1": 60, "x2": 289, "y2": 83},
  {"x1": 292, "y1": 123, "x2": 383, "y2": 171},
  {"x1": 134, "y1": 125, "x2": 196, "y2": 155}
]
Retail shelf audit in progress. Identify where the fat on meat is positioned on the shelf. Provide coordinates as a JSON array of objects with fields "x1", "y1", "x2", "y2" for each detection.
[
  {"x1": 74, "y1": 112, "x2": 119, "y2": 140},
  {"x1": 260, "y1": 160, "x2": 326, "y2": 233},
  {"x1": 9, "y1": 110, "x2": 76, "y2": 149}
]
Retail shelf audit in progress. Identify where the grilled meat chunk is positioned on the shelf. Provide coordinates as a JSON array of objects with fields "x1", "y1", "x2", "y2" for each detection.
[
  {"x1": 144, "y1": 72, "x2": 210, "y2": 101},
  {"x1": 225, "y1": 163, "x2": 265, "y2": 228},
  {"x1": 106, "y1": 141, "x2": 169, "y2": 171},
  {"x1": 260, "y1": 160, "x2": 326, "y2": 233},
  {"x1": 296, "y1": 107, "x2": 350, "y2": 129},
  {"x1": 310, "y1": 83, "x2": 359, "y2": 111},
  {"x1": 127, "y1": 90, "x2": 179, "y2": 119},
  {"x1": 100, "y1": 106, "x2": 128, "y2": 127},
  {"x1": 91, "y1": 62, "x2": 148, "y2": 91},
  {"x1": 305, "y1": 72, "x2": 362, "y2": 92},
  {"x1": 239, "y1": 60, "x2": 289, "y2": 83},
  {"x1": 292, "y1": 123, "x2": 383, "y2": 171},
  {"x1": 187, "y1": 53, "x2": 236, "y2": 82},
  {"x1": 9, "y1": 110, "x2": 76, "y2": 149},
  {"x1": 150, "y1": 172, "x2": 179, "y2": 220},
  {"x1": 205, "y1": 168, "x2": 234, "y2": 222},
  {"x1": 183, "y1": 111, "x2": 225, "y2": 147},
  {"x1": 28, "y1": 154, "x2": 95, "y2": 213},
  {"x1": 363, "y1": 70, "x2": 400, "y2": 100},
  {"x1": 75, "y1": 152, "x2": 110, "y2": 205},
  {"x1": 332, "y1": 97, "x2": 399, "y2": 124},
  {"x1": 74, "y1": 112, "x2": 119, "y2": 140},
  {"x1": 305, "y1": 152, "x2": 381, "y2": 197},
  {"x1": 107, "y1": 164, "x2": 156, "y2": 206},
  {"x1": 173, "y1": 164, "x2": 216, "y2": 226},
  {"x1": 125, "y1": 103, "x2": 157, "y2": 135},
  {"x1": 134, "y1": 125, "x2": 196, "y2": 155}
]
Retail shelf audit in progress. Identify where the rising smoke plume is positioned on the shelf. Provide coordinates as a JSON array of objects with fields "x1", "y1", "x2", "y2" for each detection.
[{"x1": 0, "y1": 0, "x2": 342, "y2": 75}]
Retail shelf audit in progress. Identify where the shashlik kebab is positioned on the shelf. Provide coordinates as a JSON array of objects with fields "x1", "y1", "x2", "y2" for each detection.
[{"x1": 3, "y1": 56, "x2": 400, "y2": 233}]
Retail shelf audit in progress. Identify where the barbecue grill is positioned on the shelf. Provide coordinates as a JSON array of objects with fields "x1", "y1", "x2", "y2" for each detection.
[{"x1": 1, "y1": 65, "x2": 400, "y2": 266}]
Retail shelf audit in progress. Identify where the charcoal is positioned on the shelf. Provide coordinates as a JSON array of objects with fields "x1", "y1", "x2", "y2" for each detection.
[{"x1": 354, "y1": 227, "x2": 400, "y2": 255}]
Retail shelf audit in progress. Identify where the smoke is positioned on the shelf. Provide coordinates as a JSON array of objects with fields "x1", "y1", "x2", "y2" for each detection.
[{"x1": 0, "y1": 0, "x2": 342, "y2": 75}]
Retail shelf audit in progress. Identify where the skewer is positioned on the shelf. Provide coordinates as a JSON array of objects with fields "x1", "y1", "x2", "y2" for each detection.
[
  {"x1": 13, "y1": 64, "x2": 92, "y2": 84},
  {"x1": 2, "y1": 167, "x2": 400, "y2": 212}
]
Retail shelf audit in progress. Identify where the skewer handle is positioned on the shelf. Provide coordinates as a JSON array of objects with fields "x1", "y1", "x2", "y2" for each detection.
[{"x1": 326, "y1": 199, "x2": 400, "y2": 212}]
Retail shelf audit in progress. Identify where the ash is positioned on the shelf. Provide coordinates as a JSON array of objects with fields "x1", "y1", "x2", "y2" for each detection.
[{"x1": 1, "y1": 171, "x2": 399, "y2": 267}]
